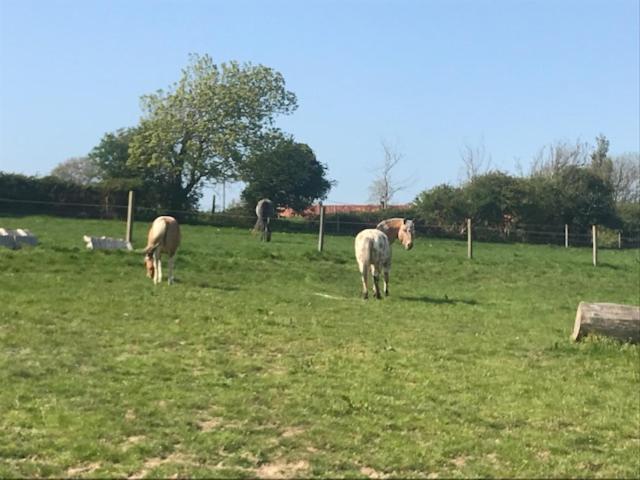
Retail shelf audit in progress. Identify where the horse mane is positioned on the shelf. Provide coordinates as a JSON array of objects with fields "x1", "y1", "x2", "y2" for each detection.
[{"x1": 376, "y1": 218, "x2": 403, "y2": 239}]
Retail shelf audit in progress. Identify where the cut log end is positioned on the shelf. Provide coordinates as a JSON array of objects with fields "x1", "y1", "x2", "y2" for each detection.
[{"x1": 572, "y1": 302, "x2": 640, "y2": 344}]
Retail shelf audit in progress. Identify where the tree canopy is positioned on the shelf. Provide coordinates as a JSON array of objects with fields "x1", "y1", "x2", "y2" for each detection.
[
  {"x1": 414, "y1": 136, "x2": 628, "y2": 234},
  {"x1": 89, "y1": 127, "x2": 139, "y2": 180},
  {"x1": 240, "y1": 139, "x2": 333, "y2": 213},
  {"x1": 127, "y1": 54, "x2": 298, "y2": 211}
]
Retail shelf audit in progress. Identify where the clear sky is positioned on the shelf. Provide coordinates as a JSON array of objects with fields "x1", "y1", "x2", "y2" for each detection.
[{"x1": 1, "y1": 0, "x2": 638, "y2": 207}]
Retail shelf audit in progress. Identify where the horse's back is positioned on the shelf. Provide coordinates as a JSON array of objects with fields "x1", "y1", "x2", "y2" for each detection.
[
  {"x1": 256, "y1": 199, "x2": 274, "y2": 218},
  {"x1": 355, "y1": 229, "x2": 390, "y2": 266},
  {"x1": 148, "y1": 216, "x2": 180, "y2": 255}
]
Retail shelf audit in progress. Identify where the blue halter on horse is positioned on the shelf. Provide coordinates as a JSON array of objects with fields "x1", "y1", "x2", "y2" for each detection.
[{"x1": 254, "y1": 199, "x2": 275, "y2": 242}]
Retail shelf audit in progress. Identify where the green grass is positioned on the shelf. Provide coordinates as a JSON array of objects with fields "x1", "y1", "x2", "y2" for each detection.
[{"x1": 1, "y1": 215, "x2": 639, "y2": 478}]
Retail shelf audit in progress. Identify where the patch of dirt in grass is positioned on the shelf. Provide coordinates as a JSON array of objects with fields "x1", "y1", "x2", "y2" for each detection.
[
  {"x1": 281, "y1": 426, "x2": 305, "y2": 438},
  {"x1": 537, "y1": 450, "x2": 551, "y2": 461},
  {"x1": 360, "y1": 466, "x2": 387, "y2": 478},
  {"x1": 197, "y1": 417, "x2": 223, "y2": 432},
  {"x1": 486, "y1": 452, "x2": 499, "y2": 464},
  {"x1": 122, "y1": 435, "x2": 146, "y2": 451},
  {"x1": 450, "y1": 455, "x2": 467, "y2": 467},
  {"x1": 66, "y1": 462, "x2": 101, "y2": 476},
  {"x1": 255, "y1": 459, "x2": 309, "y2": 479},
  {"x1": 129, "y1": 452, "x2": 193, "y2": 479}
]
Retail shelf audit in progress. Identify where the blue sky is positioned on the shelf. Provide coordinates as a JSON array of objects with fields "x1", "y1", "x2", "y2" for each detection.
[{"x1": 1, "y1": 0, "x2": 638, "y2": 207}]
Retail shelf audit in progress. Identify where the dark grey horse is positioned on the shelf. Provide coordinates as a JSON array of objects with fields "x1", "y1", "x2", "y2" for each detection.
[{"x1": 254, "y1": 199, "x2": 275, "y2": 242}]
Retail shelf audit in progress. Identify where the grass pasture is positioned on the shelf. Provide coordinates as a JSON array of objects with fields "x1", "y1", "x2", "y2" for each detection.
[{"x1": 1, "y1": 215, "x2": 639, "y2": 478}]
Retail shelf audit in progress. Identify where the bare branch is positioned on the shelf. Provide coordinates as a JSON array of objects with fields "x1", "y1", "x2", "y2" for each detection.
[
  {"x1": 459, "y1": 138, "x2": 492, "y2": 183},
  {"x1": 368, "y1": 140, "x2": 409, "y2": 207},
  {"x1": 529, "y1": 139, "x2": 590, "y2": 178}
]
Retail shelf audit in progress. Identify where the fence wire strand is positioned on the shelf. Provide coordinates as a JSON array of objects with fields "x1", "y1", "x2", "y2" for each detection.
[{"x1": 1, "y1": 197, "x2": 638, "y2": 247}]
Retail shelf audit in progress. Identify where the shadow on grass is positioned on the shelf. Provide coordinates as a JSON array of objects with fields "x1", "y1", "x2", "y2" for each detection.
[
  {"x1": 195, "y1": 280, "x2": 240, "y2": 291},
  {"x1": 596, "y1": 262, "x2": 624, "y2": 271},
  {"x1": 399, "y1": 295, "x2": 478, "y2": 305}
]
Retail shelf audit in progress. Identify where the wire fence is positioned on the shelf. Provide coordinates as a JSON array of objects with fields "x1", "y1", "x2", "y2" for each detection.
[{"x1": 1, "y1": 196, "x2": 639, "y2": 249}]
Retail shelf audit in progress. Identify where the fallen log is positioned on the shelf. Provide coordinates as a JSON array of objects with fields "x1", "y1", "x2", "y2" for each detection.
[{"x1": 571, "y1": 302, "x2": 640, "y2": 343}]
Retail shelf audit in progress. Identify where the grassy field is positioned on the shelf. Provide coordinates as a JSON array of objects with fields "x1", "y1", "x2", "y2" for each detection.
[{"x1": 1, "y1": 215, "x2": 638, "y2": 478}]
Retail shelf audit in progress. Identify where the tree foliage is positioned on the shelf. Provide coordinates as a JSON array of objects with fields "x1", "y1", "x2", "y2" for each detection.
[
  {"x1": 414, "y1": 184, "x2": 467, "y2": 231},
  {"x1": 609, "y1": 153, "x2": 640, "y2": 204},
  {"x1": 89, "y1": 127, "x2": 139, "y2": 180},
  {"x1": 414, "y1": 136, "x2": 625, "y2": 234},
  {"x1": 127, "y1": 54, "x2": 298, "y2": 211},
  {"x1": 50, "y1": 156, "x2": 100, "y2": 185},
  {"x1": 240, "y1": 139, "x2": 333, "y2": 213}
]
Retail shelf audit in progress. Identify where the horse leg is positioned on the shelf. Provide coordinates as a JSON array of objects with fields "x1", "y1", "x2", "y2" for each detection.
[
  {"x1": 383, "y1": 269, "x2": 390, "y2": 297},
  {"x1": 359, "y1": 261, "x2": 369, "y2": 299},
  {"x1": 372, "y1": 264, "x2": 382, "y2": 299},
  {"x1": 154, "y1": 252, "x2": 162, "y2": 285},
  {"x1": 167, "y1": 254, "x2": 175, "y2": 285}
]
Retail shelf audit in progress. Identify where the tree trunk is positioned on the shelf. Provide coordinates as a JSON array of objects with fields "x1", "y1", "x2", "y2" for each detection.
[{"x1": 571, "y1": 302, "x2": 640, "y2": 343}]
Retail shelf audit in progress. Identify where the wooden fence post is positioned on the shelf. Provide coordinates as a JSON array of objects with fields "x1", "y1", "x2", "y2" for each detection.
[
  {"x1": 592, "y1": 225, "x2": 598, "y2": 267},
  {"x1": 125, "y1": 190, "x2": 134, "y2": 244},
  {"x1": 565, "y1": 224, "x2": 569, "y2": 248},
  {"x1": 318, "y1": 202, "x2": 325, "y2": 252},
  {"x1": 467, "y1": 218, "x2": 473, "y2": 259},
  {"x1": 618, "y1": 231, "x2": 622, "y2": 249}
]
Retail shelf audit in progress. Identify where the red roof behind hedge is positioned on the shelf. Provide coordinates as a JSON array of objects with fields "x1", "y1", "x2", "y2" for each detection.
[{"x1": 278, "y1": 204, "x2": 412, "y2": 218}]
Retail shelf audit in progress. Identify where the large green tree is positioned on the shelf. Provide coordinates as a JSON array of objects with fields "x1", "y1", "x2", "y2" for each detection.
[
  {"x1": 89, "y1": 127, "x2": 139, "y2": 180},
  {"x1": 88, "y1": 127, "x2": 168, "y2": 209},
  {"x1": 240, "y1": 139, "x2": 333, "y2": 213},
  {"x1": 414, "y1": 184, "x2": 467, "y2": 232},
  {"x1": 464, "y1": 171, "x2": 527, "y2": 225},
  {"x1": 554, "y1": 165, "x2": 619, "y2": 228},
  {"x1": 128, "y1": 54, "x2": 298, "y2": 211}
]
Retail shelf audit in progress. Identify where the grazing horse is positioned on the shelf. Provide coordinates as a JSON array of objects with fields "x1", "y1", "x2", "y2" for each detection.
[
  {"x1": 376, "y1": 218, "x2": 415, "y2": 250},
  {"x1": 355, "y1": 229, "x2": 391, "y2": 299},
  {"x1": 254, "y1": 198, "x2": 275, "y2": 242},
  {"x1": 144, "y1": 216, "x2": 181, "y2": 285}
]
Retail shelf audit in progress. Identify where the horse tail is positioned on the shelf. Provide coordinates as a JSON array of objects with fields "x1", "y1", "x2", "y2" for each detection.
[{"x1": 361, "y1": 235, "x2": 375, "y2": 264}]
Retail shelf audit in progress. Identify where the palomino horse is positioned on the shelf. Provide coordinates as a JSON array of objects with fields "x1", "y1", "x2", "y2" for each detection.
[
  {"x1": 254, "y1": 198, "x2": 275, "y2": 242},
  {"x1": 355, "y1": 228, "x2": 391, "y2": 299},
  {"x1": 144, "y1": 216, "x2": 181, "y2": 285},
  {"x1": 376, "y1": 218, "x2": 415, "y2": 250}
]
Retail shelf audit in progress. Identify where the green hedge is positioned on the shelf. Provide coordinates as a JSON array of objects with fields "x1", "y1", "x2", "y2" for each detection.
[{"x1": 0, "y1": 173, "x2": 159, "y2": 221}]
